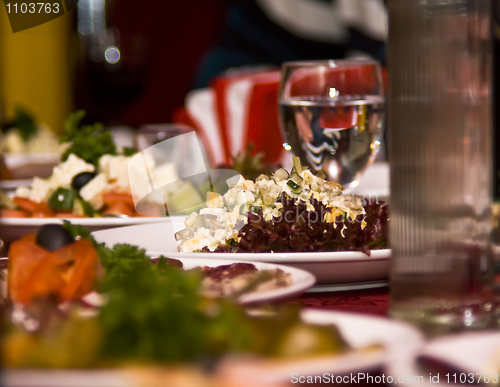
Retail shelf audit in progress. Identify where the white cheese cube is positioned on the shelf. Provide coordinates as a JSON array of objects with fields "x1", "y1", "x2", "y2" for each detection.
[
  {"x1": 99, "y1": 155, "x2": 132, "y2": 193},
  {"x1": 197, "y1": 227, "x2": 212, "y2": 238},
  {"x1": 50, "y1": 154, "x2": 95, "y2": 189},
  {"x1": 14, "y1": 186, "x2": 31, "y2": 199},
  {"x1": 79, "y1": 173, "x2": 109, "y2": 210},
  {"x1": 184, "y1": 212, "x2": 198, "y2": 227},
  {"x1": 243, "y1": 179, "x2": 255, "y2": 191},
  {"x1": 150, "y1": 163, "x2": 179, "y2": 190},
  {"x1": 30, "y1": 177, "x2": 54, "y2": 203},
  {"x1": 237, "y1": 190, "x2": 255, "y2": 206},
  {"x1": 213, "y1": 228, "x2": 226, "y2": 240},
  {"x1": 200, "y1": 207, "x2": 225, "y2": 217}
]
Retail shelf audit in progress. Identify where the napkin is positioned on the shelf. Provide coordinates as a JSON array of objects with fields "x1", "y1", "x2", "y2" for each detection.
[{"x1": 174, "y1": 69, "x2": 285, "y2": 167}]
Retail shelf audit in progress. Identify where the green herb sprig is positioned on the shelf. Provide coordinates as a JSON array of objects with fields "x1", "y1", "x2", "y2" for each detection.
[
  {"x1": 10, "y1": 107, "x2": 37, "y2": 141},
  {"x1": 60, "y1": 110, "x2": 117, "y2": 166}
]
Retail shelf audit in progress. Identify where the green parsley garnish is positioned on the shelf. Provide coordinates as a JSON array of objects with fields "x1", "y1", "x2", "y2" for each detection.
[
  {"x1": 60, "y1": 110, "x2": 117, "y2": 166},
  {"x1": 57, "y1": 222, "x2": 349, "y2": 364},
  {"x1": 11, "y1": 106, "x2": 37, "y2": 141},
  {"x1": 121, "y1": 146, "x2": 138, "y2": 157}
]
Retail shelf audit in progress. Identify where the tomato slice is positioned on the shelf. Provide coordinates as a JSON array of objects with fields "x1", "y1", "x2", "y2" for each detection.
[
  {"x1": 59, "y1": 239, "x2": 97, "y2": 300},
  {"x1": 103, "y1": 192, "x2": 135, "y2": 208},
  {"x1": 103, "y1": 201, "x2": 135, "y2": 217},
  {"x1": 21, "y1": 233, "x2": 37, "y2": 243},
  {"x1": 19, "y1": 256, "x2": 66, "y2": 304},
  {"x1": 12, "y1": 197, "x2": 38, "y2": 213},
  {"x1": 0, "y1": 208, "x2": 29, "y2": 218},
  {"x1": 8, "y1": 240, "x2": 50, "y2": 302},
  {"x1": 54, "y1": 213, "x2": 85, "y2": 218},
  {"x1": 31, "y1": 202, "x2": 54, "y2": 218},
  {"x1": 9, "y1": 238, "x2": 99, "y2": 304}
]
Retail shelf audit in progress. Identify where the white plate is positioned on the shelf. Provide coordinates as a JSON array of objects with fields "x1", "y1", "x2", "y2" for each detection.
[
  {"x1": 0, "y1": 255, "x2": 314, "y2": 305},
  {"x1": 393, "y1": 331, "x2": 500, "y2": 387},
  {"x1": 2, "y1": 309, "x2": 424, "y2": 387},
  {"x1": 0, "y1": 217, "x2": 171, "y2": 246},
  {"x1": 4, "y1": 153, "x2": 60, "y2": 179},
  {"x1": 0, "y1": 179, "x2": 33, "y2": 191},
  {"x1": 92, "y1": 218, "x2": 391, "y2": 289},
  {"x1": 156, "y1": 256, "x2": 316, "y2": 304}
]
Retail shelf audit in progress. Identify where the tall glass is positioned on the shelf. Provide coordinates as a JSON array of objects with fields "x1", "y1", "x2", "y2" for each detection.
[
  {"x1": 278, "y1": 60, "x2": 385, "y2": 190},
  {"x1": 388, "y1": 0, "x2": 494, "y2": 334}
]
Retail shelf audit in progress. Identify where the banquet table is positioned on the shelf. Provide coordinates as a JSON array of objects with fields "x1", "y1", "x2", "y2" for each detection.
[
  {"x1": 280, "y1": 287, "x2": 393, "y2": 387},
  {"x1": 289, "y1": 286, "x2": 390, "y2": 316}
]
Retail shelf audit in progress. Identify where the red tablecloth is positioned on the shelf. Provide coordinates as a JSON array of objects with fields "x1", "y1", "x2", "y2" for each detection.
[
  {"x1": 289, "y1": 286, "x2": 390, "y2": 316},
  {"x1": 286, "y1": 287, "x2": 391, "y2": 387}
]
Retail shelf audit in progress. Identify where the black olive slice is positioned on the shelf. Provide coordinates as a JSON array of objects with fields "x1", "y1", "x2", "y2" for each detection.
[{"x1": 35, "y1": 224, "x2": 75, "y2": 252}]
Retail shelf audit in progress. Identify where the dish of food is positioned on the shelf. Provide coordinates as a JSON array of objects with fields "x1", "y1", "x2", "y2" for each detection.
[
  {"x1": 0, "y1": 111, "x2": 207, "y2": 219},
  {"x1": 1, "y1": 308, "x2": 423, "y2": 387},
  {"x1": 93, "y1": 156, "x2": 389, "y2": 289},
  {"x1": 92, "y1": 218, "x2": 390, "y2": 288},
  {"x1": 175, "y1": 157, "x2": 388, "y2": 255},
  {"x1": 150, "y1": 256, "x2": 315, "y2": 304},
  {"x1": 165, "y1": 250, "x2": 391, "y2": 288},
  {"x1": 1, "y1": 111, "x2": 162, "y2": 218},
  {"x1": 0, "y1": 222, "x2": 412, "y2": 386},
  {"x1": 1, "y1": 108, "x2": 64, "y2": 179},
  {"x1": 0, "y1": 107, "x2": 63, "y2": 156},
  {"x1": 3, "y1": 221, "x2": 313, "y2": 303},
  {"x1": 0, "y1": 245, "x2": 315, "y2": 306}
]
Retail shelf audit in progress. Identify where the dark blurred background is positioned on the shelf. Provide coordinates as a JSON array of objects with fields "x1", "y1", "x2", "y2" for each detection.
[{"x1": 0, "y1": 0, "x2": 387, "y2": 130}]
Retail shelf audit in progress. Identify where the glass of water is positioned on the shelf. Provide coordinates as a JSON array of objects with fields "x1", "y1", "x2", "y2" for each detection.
[{"x1": 278, "y1": 59, "x2": 385, "y2": 190}]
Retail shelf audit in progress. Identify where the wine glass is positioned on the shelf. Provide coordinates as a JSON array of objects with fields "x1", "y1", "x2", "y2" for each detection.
[{"x1": 278, "y1": 59, "x2": 385, "y2": 191}]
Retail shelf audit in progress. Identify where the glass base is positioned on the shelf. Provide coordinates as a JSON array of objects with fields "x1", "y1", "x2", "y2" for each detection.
[{"x1": 390, "y1": 301, "x2": 494, "y2": 337}]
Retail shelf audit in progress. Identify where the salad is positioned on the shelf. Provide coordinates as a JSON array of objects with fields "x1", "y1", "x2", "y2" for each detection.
[
  {"x1": 0, "y1": 111, "x2": 186, "y2": 218},
  {"x1": 2, "y1": 222, "x2": 349, "y2": 370},
  {"x1": 0, "y1": 107, "x2": 64, "y2": 155},
  {"x1": 176, "y1": 157, "x2": 388, "y2": 255}
]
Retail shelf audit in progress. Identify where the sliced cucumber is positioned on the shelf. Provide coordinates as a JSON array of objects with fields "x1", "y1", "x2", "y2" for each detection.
[
  {"x1": 303, "y1": 172, "x2": 313, "y2": 185},
  {"x1": 292, "y1": 156, "x2": 303, "y2": 175},
  {"x1": 316, "y1": 170, "x2": 327, "y2": 180},
  {"x1": 259, "y1": 188, "x2": 274, "y2": 205},
  {"x1": 48, "y1": 188, "x2": 77, "y2": 212},
  {"x1": 74, "y1": 197, "x2": 95, "y2": 217},
  {"x1": 274, "y1": 168, "x2": 289, "y2": 181},
  {"x1": 290, "y1": 172, "x2": 303, "y2": 185},
  {"x1": 286, "y1": 180, "x2": 300, "y2": 191}
]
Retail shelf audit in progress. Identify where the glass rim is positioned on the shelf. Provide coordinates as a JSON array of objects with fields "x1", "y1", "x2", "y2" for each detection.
[{"x1": 281, "y1": 58, "x2": 381, "y2": 68}]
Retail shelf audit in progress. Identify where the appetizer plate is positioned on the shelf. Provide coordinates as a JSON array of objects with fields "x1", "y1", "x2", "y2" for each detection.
[
  {"x1": 151, "y1": 256, "x2": 316, "y2": 304},
  {"x1": 3, "y1": 309, "x2": 424, "y2": 387},
  {"x1": 92, "y1": 218, "x2": 391, "y2": 290},
  {"x1": 0, "y1": 255, "x2": 314, "y2": 306}
]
